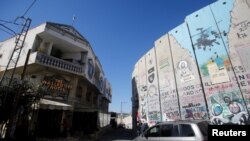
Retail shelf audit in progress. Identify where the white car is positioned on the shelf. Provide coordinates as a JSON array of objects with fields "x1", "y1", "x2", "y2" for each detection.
[{"x1": 134, "y1": 120, "x2": 209, "y2": 141}]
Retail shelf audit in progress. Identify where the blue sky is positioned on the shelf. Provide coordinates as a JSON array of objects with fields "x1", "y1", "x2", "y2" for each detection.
[{"x1": 0, "y1": 0, "x2": 216, "y2": 113}]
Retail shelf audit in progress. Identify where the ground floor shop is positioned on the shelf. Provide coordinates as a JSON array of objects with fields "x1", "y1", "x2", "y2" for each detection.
[
  {"x1": 33, "y1": 109, "x2": 105, "y2": 139},
  {"x1": 0, "y1": 67, "x2": 111, "y2": 139}
]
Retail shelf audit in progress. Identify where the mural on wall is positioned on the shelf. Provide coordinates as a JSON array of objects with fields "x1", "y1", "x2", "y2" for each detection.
[
  {"x1": 207, "y1": 52, "x2": 230, "y2": 84},
  {"x1": 169, "y1": 24, "x2": 208, "y2": 120},
  {"x1": 214, "y1": 0, "x2": 250, "y2": 113},
  {"x1": 137, "y1": 57, "x2": 148, "y2": 121},
  {"x1": 134, "y1": 0, "x2": 250, "y2": 125},
  {"x1": 186, "y1": 2, "x2": 248, "y2": 124},
  {"x1": 177, "y1": 60, "x2": 195, "y2": 83},
  {"x1": 146, "y1": 48, "x2": 161, "y2": 124},
  {"x1": 155, "y1": 35, "x2": 180, "y2": 121},
  {"x1": 210, "y1": 0, "x2": 250, "y2": 122},
  {"x1": 209, "y1": 90, "x2": 247, "y2": 124}
]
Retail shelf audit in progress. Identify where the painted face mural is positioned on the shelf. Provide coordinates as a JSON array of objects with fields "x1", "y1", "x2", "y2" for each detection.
[
  {"x1": 229, "y1": 102, "x2": 241, "y2": 114},
  {"x1": 212, "y1": 103, "x2": 223, "y2": 116},
  {"x1": 148, "y1": 85, "x2": 157, "y2": 97},
  {"x1": 210, "y1": 95, "x2": 248, "y2": 125}
]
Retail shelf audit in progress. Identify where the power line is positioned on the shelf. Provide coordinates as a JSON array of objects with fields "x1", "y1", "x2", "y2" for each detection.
[
  {"x1": 0, "y1": 0, "x2": 36, "y2": 26},
  {"x1": 0, "y1": 24, "x2": 16, "y2": 36},
  {"x1": 0, "y1": 27, "x2": 15, "y2": 36},
  {"x1": 22, "y1": 0, "x2": 37, "y2": 17},
  {"x1": 0, "y1": 19, "x2": 18, "y2": 25}
]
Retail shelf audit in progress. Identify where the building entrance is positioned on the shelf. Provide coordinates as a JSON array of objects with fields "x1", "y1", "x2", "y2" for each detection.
[{"x1": 35, "y1": 109, "x2": 63, "y2": 138}]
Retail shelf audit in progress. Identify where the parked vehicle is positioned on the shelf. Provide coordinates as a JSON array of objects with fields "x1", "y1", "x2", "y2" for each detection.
[{"x1": 134, "y1": 120, "x2": 209, "y2": 141}]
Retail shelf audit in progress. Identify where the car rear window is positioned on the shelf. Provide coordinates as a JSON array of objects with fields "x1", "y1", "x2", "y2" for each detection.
[
  {"x1": 161, "y1": 124, "x2": 179, "y2": 137},
  {"x1": 197, "y1": 121, "x2": 208, "y2": 136}
]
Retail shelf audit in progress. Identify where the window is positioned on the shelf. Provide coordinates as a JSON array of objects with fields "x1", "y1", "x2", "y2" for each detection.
[
  {"x1": 179, "y1": 124, "x2": 195, "y2": 137},
  {"x1": 51, "y1": 47, "x2": 62, "y2": 58},
  {"x1": 86, "y1": 91, "x2": 91, "y2": 102},
  {"x1": 93, "y1": 94, "x2": 97, "y2": 105},
  {"x1": 76, "y1": 86, "x2": 82, "y2": 99},
  {"x1": 147, "y1": 125, "x2": 160, "y2": 137},
  {"x1": 161, "y1": 124, "x2": 179, "y2": 137}
]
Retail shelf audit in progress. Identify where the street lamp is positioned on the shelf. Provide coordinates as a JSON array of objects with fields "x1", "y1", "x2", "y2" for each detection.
[{"x1": 120, "y1": 101, "x2": 127, "y2": 124}]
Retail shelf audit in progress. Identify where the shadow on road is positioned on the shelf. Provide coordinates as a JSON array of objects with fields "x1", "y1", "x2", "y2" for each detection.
[{"x1": 97, "y1": 128, "x2": 137, "y2": 141}]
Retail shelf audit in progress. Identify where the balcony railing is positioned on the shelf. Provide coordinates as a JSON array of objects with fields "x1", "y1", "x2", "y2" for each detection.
[{"x1": 35, "y1": 52, "x2": 85, "y2": 76}]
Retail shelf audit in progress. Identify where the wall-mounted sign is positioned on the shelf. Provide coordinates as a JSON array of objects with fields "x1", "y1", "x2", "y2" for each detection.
[
  {"x1": 41, "y1": 75, "x2": 72, "y2": 100},
  {"x1": 42, "y1": 79, "x2": 72, "y2": 92}
]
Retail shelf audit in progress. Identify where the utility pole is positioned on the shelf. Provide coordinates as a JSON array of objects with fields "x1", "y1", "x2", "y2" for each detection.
[
  {"x1": 0, "y1": 17, "x2": 31, "y2": 86},
  {"x1": 1, "y1": 17, "x2": 32, "y2": 139},
  {"x1": 120, "y1": 101, "x2": 127, "y2": 124},
  {"x1": 5, "y1": 49, "x2": 32, "y2": 139}
]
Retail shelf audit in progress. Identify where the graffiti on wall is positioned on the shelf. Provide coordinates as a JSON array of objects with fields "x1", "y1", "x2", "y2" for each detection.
[
  {"x1": 139, "y1": 85, "x2": 148, "y2": 120},
  {"x1": 193, "y1": 27, "x2": 221, "y2": 51},
  {"x1": 209, "y1": 91, "x2": 248, "y2": 124},
  {"x1": 136, "y1": 57, "x2": 148, "y2": 121},
  {"x1": 177, "y1": 60, "x2": 195, "y2": 83},
  {"x1": 206, "y1": 52, "x2": 230, "y2": 84},
  {"x1": 169, "y1": 28, "x2": 208, "y2": 120},
  {"x1": 146, "y1": 48, "x2": 161, "y2": 123},
  {"x1": 134, "y1": 0, "x2": 250, "y2": 125},
  {"x1": 160, "y1": 89, "x2": 180, "y2": 121},
  {"x1": 179, "y1": 85, "x2": 208, "y2": 120},
  {"x1": 185, "y1": 2, "x2": 249, "y2": 124},
  {"x1": 211, "y1": 0, "x2": 250, "y2": 114},
  {"x1": 155, "y1": 36, "x2": 181, "y2": 121},
  {"x1": 235, "y1": 20, "x2": 250, "y2": 39}
]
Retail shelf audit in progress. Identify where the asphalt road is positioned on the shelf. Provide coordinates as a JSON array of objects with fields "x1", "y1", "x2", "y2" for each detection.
[{"x1": 97, "y1": 128, "x2": 137, "y2": 141}]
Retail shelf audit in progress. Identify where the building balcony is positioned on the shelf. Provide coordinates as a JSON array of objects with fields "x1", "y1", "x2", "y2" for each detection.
[
  {"x1": 29, "y1": 52, "x2": 86, "y2": 76},
  {"x1": 102, "y1": 93, "x2": 111, "y2": 102},
  {"x1": 27, "y1": 52, "x2": 112, "y2": 101}
]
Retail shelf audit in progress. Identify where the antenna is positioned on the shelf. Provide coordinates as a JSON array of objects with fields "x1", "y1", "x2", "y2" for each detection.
[{"x1": 72, "y1": 15, "x2": 76, "y2": 26}]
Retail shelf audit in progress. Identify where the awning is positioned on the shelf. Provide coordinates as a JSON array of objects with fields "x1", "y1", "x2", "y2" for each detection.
[{"x1": 39, "y1": 98, "x2": 73, "y2": 110}]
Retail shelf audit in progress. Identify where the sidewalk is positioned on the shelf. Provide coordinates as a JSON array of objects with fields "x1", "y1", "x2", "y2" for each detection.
[{"x1": 36, "y1": 126, "x2": 112, "y2": 141}]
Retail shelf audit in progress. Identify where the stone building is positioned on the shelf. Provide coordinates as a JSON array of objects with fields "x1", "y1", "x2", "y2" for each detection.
[{"x1": 0, "y1": 22, "x2": 112, "y2": 138}]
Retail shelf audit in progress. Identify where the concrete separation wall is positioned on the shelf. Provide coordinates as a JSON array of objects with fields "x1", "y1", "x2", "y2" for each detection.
[{"x1": 132, "y1": 0, "x2": 250, "y2": 125}]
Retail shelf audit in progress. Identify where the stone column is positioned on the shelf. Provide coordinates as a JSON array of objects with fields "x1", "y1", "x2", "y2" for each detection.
[
  {"x1": 68, "y1": 77, "x2": 78, "y2": 107},
  {"x1": 80, "y1": 51, "x2": 88, "y2": 64},
  {"x1": 80, "y1": 85, "x2": 87, "y2": 103},
  {"x1": 47, "y1": 42, "x2": 53, "y2": 55},
  {"x1": 90, "y1": 91, "x2": 94, "y2": 108},
  {"x1": 40, "y1": 41, "x2": 53, "y2": 55}
]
